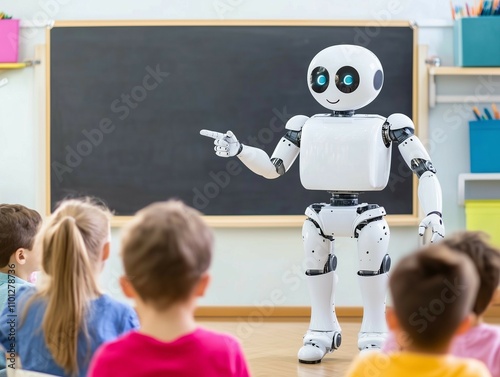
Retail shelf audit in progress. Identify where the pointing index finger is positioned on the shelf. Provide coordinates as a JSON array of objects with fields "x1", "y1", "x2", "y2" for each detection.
[{"x1": 200, "y1": 129, "x2": 225, "y2": 140}]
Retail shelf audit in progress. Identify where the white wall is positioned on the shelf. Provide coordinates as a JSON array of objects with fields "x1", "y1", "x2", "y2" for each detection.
[{"x1": 1, "y1": 0, "x2": 489, "y2": 308}]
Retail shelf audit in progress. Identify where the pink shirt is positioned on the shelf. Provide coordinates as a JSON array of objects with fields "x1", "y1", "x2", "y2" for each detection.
[
  {"x1": 88, "y1": 327, "x2": 250, "y2": 377},
  {"x1": 382, "y1": 323, "x2": 500, "y2": 377}
]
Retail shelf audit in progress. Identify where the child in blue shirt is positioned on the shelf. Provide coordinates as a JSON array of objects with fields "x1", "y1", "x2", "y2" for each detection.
[
  {"x1": 0, "y1": 204, "x2": 42, "y2": 371},
  {"x1": 0, "y1": 198, "x2": 139, "y2": 377},
  {"x1": 0, "y1": 204, "x2": 42, "y2": 308}
]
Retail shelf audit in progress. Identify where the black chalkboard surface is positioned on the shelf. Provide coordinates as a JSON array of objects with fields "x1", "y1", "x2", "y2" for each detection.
[{"x1": 48, "y1": 21, "x2": 417, "y2": 223}]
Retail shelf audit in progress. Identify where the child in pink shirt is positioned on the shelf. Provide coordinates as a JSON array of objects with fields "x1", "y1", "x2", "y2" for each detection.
[
  {"x1": 88, "y1": 200, "x2": 250, "y2": 377},
  {"x1": 382, "y1": 231, "x2": 500, "y2": 377}
]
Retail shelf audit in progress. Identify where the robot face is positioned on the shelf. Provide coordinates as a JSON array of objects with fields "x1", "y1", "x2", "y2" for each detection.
[{"x1": 307, "y1": 45, "x2": 384, "y2": 111}]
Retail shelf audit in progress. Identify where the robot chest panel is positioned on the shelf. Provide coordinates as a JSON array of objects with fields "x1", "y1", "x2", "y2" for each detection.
[{"x1": 299, "y1": 115, "x2": 392, "y2": 191}]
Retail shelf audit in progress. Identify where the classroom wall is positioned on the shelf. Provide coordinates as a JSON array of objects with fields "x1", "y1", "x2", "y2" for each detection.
[{"x1": 1, "y1": 0, "x2": 491, "y2": 309}]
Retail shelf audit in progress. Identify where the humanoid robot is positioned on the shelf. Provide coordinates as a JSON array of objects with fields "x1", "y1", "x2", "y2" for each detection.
[{"x1": 200, "y1": 45, "x2": 444, "y2": 364}]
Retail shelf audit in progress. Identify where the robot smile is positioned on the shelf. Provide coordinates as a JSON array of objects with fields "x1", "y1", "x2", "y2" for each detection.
[{"x1": 326, "y1": 99, "x2": 340, "y2": 104}]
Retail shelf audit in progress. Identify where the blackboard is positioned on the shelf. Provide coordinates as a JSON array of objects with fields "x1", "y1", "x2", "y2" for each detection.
[{"x1": 48, "y1": 21, "x2": 418, "y2": 225}]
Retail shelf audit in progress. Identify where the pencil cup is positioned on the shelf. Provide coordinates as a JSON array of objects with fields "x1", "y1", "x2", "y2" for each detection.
[
  {"x1": 454, "y1": 17, "x2": 500, "y2": 67},
  {"x1": 469, "y1": 120, "x2": 500, "y2": 173},
  {"x1": 0, "y1": 19, "x2": 20, "y2": 63}
]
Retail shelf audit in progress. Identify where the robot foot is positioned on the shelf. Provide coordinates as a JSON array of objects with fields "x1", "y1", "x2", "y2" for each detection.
[
  {"x1": 357, "y1": 332, "x2": 387, "y2": 351},
  {"x1": 298, "y1": 330, "x2": 342, "y2": 364}
]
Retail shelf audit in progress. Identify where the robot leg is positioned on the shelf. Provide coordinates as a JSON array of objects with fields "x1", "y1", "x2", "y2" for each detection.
[
  {"x1": 356, "y1": 216, "x2": 391, "y2": 350},
  {"x1": 298, "y1": 219, "x2": 342, "y2": 364}
]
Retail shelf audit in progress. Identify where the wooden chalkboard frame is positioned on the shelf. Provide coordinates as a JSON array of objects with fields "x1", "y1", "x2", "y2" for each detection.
[{"x1": 46, "y1": 20, "x2": 419, "y2": 228}]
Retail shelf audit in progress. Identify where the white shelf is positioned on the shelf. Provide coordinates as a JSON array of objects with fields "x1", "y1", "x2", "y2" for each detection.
[
  {"x1": 428, "y1": 66, "x2": 500, "y2": 108},
  {"x1": 0, "y1": 60, "x2": 40, "y2": 70},
  {"x1": 458, "y1": 173, "x2": 500, "y2": 205},
  {"x1": 0, "y1": 60, "x2": 42, "y2": 88},
  {"x1": 430, "y1": 67, "x2": 500, "y2": 76}
]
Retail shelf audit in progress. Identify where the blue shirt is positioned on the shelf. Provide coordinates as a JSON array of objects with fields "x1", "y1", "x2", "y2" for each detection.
[
  {"x1": 0, "y1": 272, "x2": 32, "y2": 370},
  {"x1": 0, "y1": 272, "x2": 31, "y2": 310},
  {"x1": 0, "y1": 285, "x2": 139, "y2": 377}
]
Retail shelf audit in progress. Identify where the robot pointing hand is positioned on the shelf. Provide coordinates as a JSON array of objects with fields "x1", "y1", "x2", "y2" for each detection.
[
  {"x1": 201, "y1": 44, "x2": 445, "y2": 364},
  {"x1": 199, "y1": 130, "x2": 242, "y2": 158}
]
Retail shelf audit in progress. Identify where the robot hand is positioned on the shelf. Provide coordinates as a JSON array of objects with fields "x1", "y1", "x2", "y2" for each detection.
[
  {"x1": 200, "y1": 129, "x2": 242, "y2": 158},
  {"x1": 418, "y1": 213, "x2": 445, "y2": 243}
]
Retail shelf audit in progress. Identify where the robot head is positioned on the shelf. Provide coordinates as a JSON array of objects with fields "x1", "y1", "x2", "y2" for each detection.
[{"x1": 307, "y1": 45, "x2": 384, "y2": 111}]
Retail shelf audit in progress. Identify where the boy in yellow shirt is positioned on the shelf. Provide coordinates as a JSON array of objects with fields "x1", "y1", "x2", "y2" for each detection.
[{"x1": 346, "y1": 243, "x2": 491, "y2": 377}]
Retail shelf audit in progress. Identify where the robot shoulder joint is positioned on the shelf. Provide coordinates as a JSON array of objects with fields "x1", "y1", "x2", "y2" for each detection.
[
  {"x1": 387, "y1": 113, "x2": 415, "y2": 131},
  {"x1": 387, "y1": 113, "x2": 415, "y2": 143},
  {"x1": 283, "y1": 115, "x2": 308, "y2": 147},
  {"x1": 285, "y1": 115, "x2": 309, "y2": 131}
]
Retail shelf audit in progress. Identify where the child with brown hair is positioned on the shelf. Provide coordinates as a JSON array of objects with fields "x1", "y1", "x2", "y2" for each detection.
[
  {"x1": 88, "y1": 200, "x2": 250, "y2": 377},
  {"x1": 0, "y1": 204, "x2": 42, "y2": 307},
  {"x1": 0, "y1": 198, "x2": 139, "y2": 377},
  {"x1": 383, "y1": 231, "x2": 500, "y2": 376},
  {"x1": 0, "y1": 204, "x2": 42, "y2": 371},
  {"x1": 346, "y1": 243, "x2": 491, "y2": 377}
]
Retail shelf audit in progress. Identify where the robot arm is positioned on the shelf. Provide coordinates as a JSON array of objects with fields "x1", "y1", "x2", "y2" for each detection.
[
  {"x1": 387, "y1": 113, "x2": 445, "y2": 242},
  {"x1": 200, "y1": 115, "x2": 307, "y2": 179}
]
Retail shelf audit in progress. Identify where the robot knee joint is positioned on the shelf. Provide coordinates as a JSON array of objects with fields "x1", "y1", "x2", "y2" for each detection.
[
  {"x1": 379, "y1": 254, "x2": 391, "y2": 273},
  {"x1": 325, "y1": 254, "x2": 337, "y2": 273},
  {"x1": 306, "y1": 254, "x2": 337, "y2": 276},
  {"x1": 358, "y1": 254, "x2": 391, "y2": 276}
]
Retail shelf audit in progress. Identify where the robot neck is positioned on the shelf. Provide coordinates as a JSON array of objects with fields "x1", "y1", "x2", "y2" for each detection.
[
  {"x1": 329, "y1": 192, "x2": 359, "y2": 206},
  {"x1": 332, "y1": 110, "x2": 355, "y2": 117}
]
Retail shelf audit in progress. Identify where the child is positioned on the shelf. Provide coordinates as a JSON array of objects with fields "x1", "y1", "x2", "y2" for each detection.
[
  {"x1": 88, "y1": 200, "x2": 250, "y2": 377},
  {"x1": 0, "y1": 204, "x2": 42, "y2": 307},
  {"x1": 0, "y1": 204, "x2": 42, "y2": 371},
  {"x1": 0, "y1": 198, "x2": 139, "y2": 377},
  {"x1": 346, "y1": 244, "x2": 491, "y2": 377},
  {"x1": 383, "y1": 231, "x2": 500, "y2": 377}
]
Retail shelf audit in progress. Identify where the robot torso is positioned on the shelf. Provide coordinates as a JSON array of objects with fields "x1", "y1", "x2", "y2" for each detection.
[{"x1": 299, "y1": 114, "x2": 391, "y2": 192}]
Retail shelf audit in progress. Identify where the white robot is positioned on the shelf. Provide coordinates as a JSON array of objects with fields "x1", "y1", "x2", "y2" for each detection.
[{"x1": 201, "y1": 45, "x2": 444, "y2": 363}]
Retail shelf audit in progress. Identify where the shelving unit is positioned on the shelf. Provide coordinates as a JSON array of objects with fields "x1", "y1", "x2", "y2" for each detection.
[
  {"x1": 0, "y1": 60, "x2": 41, "y2": 88},
  {"x1": 428, "y1": 66, "x2": 500, "y2": 107},
  {"x1": 457, "y1": 173, "x2": 500, "y2": 205},
  {"x1": 0, "y1": 60, "x2": 40, "y2": 72}
]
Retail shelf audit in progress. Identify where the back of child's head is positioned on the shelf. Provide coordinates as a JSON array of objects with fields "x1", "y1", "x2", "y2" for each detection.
[
  {"x1": 31, "y1": 197, "x2": 112, "y2": 376},
  {"x1": 442, "y1": 231, "x2": 500, "y2": 316},
  {"x1": 121, "y1": 200, "x2": 213, "y2": 310},
  {"x1": 389, "y1": 244, "x2": 479, "y2": 350},
  {"x1": 0, "y1": 204, "x2": 42, "y2": 268},
  {"x1": 40, "y1": 198, "x2": 111, "y2": 279}
]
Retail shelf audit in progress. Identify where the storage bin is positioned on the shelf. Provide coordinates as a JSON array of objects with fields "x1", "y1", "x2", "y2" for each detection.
[
  {"x1": 465, "y1": 200, "x2": 500, "y2": 247},
  {"x1": 0, "y1": 19, "x2": 20, "y2": 62},
  {"x1": 454, "y1": 17, "x2": 500, "y2": 67},
  {"x1": 469, "y1": 120, "x2": 500, "y2": 173}
]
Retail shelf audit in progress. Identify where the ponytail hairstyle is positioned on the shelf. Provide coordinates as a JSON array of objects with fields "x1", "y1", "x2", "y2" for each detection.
[{"x1": 28, "y1": 197, "x2": 111, "y2": 376}]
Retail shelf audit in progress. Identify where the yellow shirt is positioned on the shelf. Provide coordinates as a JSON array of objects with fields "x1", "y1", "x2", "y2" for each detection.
[{"x1": 345, "y1": 350, "x2": 492, "y2": 377}]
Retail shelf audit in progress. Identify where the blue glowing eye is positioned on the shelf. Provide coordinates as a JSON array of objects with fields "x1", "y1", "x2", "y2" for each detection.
[
  {"x1": 335, "y1": 66, "x2": 359, "y2": 93},
  {"x1": 343, "y1": 75, "x2": 353, "y2": 86},
  {"x1": 317, "y1": 75, "x2": 327, "y2": 86},
  {"x1": 311, "y1": 66, "x2": 329, "y2": 93}
]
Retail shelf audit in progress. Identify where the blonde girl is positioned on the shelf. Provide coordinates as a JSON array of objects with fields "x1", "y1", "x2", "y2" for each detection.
[{"x1": 0, "y1": 198, "x2": 139, "y2": 377}]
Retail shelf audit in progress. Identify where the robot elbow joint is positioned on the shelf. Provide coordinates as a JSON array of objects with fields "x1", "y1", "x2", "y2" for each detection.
[
  {"x1": 411, "y1": 158, "x2": 436, "y2": 178},
  {"x1": 271, "y1": 158, "x2": 286, "y2": 176}
]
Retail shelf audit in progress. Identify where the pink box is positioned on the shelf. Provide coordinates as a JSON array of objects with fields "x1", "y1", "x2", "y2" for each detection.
[{"x1": 0, "y1": 19, "x2": 20, "y2": 63}]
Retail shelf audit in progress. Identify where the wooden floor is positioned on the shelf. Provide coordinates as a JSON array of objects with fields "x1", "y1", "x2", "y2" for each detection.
[
  {"x1": 200, "y1": 317, "x2": 500, "y2": 377},
  {"x1": 199, "y1": 319, "x2": 361, "y2": 376}
]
